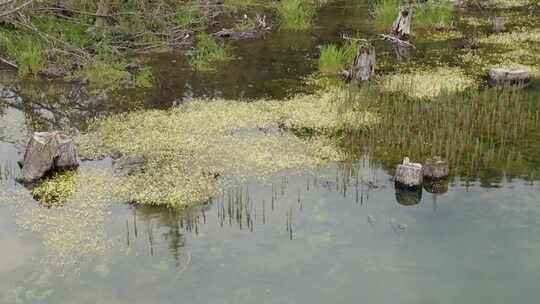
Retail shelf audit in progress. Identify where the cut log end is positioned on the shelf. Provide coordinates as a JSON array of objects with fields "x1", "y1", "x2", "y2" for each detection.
[
  {"x1": 395, "y1": 157, "x2": 423, "y2": 188},
  {"x1": 488, "y1": 68, "x2": 530, "y2": 88}
]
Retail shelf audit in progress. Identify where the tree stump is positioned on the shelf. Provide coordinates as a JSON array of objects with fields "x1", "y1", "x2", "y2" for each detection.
[
  {"x1": 488, "y1": 68, "x2": 530, "y2": 87},
  {"x1": 395, "y1": 157, "x2": 423, "y2": 188},
  {"x1": 423, "y1": 156, "x2": 449, "y2": 179},
  {"x1": 19, "y1": 132, "x2": 80, "y2": 184},
  {"x1": 392, "y1": 6, "x2": 412, "y2": 41},
  {"x1": 493, "y1": 17, "x2": 506, "y2": 33},
  {"x1": 348, "y1": 45, "x2": 376, "y2": 82}
]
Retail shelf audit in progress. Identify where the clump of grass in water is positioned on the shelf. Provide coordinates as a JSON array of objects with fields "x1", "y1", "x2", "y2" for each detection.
[
  {"x1": 175, "y1": 4, "x2": 208, "y2": 30},
  {"x1": 0, "y1": 32, "x2": 45, "y2": 77},
  {"x1": 318, "y1": 41, "x2": 360, "y2": 75},
  {"x1": 343, "y1": 86, "x2": 540, "y2": 178},
  {"x1": 372, "y1": 0, "x2": 454, "y2": 32},
  {"x1": 190, "y1": 33, "x2": 231, "y2": 71},
  {"x1": 276, "y1": 0, "x2": 316, "y2": 30}
]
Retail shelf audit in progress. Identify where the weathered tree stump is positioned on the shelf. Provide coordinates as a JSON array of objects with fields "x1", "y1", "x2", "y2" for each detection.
[
  {"x1": 493, "y1": 17, "x2": 506, "y2": 33},
  {"x1": 392, "y1": 6, "x2": 412, "y2": 41},
  {"x1": 18, "y1": 132, "x2": 80, "y2": 184},
  {"x1": 423, "y1": 156, "x2": 449, "y2": 179},
  {"x1": 395, "y1": 157, "x2": 423, "y2": 188},
  {"x1": 488, "y1": 68, "x2": 530, "y2": 87},
  {"x1": 347, "y1": 45, "x2": 376, "y2": 82}
]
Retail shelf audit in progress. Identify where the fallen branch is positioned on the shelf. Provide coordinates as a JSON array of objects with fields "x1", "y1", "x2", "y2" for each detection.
[
  {"x1": 0, "y1": 56, "x2": 18, "y2": 69},
  {"x1": 380, "y1": 34, "x2": 416, "y2": 49},
  {"x1": 0, "y1": 0, "x2": 33, "y2": 18}
]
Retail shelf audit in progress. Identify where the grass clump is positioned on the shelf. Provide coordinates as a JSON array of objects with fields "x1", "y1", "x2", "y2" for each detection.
[
  {"x1": 318, "y1": 41, "x2": 360, "y2": 75},
  {"x1": 276, "y1": 0, "x2": 316, "y2": 30},
  {"x1": 190, "y1": 34, "x2": 231, "y2": 71},
  {"x1": 76, "y1": 63, "x2": 131, "y2": 88},
  {"x1": 372, "y1": 0, "x2": 454, "y2": 32},
  {"x1": 175, "y1": 5, "x2": 208, "y2": 30},
  {"x1": 345, "y1": 87, "x2": 540, "y2": 178},
  {"x1": 0, "y1": 32, "x2": 45, "y2": 77}
]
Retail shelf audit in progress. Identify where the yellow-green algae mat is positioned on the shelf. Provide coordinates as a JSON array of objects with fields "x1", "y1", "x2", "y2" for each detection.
[{"x1": 76, "y1": 88, "x2": 377, "y2": 207}]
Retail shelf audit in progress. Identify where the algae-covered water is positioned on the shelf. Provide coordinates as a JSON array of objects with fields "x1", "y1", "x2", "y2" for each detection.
[{"x1": 1, "y1": 0, "x2": 540, "y2": 303}]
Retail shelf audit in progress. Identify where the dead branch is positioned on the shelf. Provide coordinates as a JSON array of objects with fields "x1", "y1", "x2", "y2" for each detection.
[
  {"x1": 0, "y1": 56, "x2": 18, "y2": 69},
  {"x1": 380, "y1": 34, "x2": 416, "y2": 49},
  {"x1": 0, "y1": 0, "x2": 33, "y2": 18}
]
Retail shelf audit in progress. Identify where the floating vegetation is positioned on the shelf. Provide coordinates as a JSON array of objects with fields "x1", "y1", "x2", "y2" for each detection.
[
  {"x1": 12, "y1": 166, "x2": 121, "y2": 275},
  {"x1": 76, "y1": 89, "x2": 381, "y2": 206},
  {"x1": 31, "y1": 172, "x2": 77, "y2": 207},
  {"x1": 380, "y1": 67, "x2": 476, "y2": 99},
  {"x1": 189, "y1": 33, "x2": 232, "y2": 71}
]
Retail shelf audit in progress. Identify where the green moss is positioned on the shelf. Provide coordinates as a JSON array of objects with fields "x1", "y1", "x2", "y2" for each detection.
[{"x1": 276, "y1": 0, "x2": 316, "y2": 30}]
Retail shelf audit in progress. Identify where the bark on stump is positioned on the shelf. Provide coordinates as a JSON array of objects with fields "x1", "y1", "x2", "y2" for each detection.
[
  {"x1": 348, "y1": 46, "x2": 376, "y2": 82},
  {"x1": 392, "y1": 6, "x2": 412, "y2": 41},
  {"x1": 488, "y1": 68, "x2": 530, "y2": 87},
  {"x1": 19, "y1": 132, "x2": 80, "y2": 184},
  {"x1": 395, "y1": 157, "x2": 423, "y2": 188},
  {"x1": 493, "y1": 17, "x2": 506, "y2": 33},
  {"x1": 423, "y1": 156, "x2": 449, "y2": 179}
]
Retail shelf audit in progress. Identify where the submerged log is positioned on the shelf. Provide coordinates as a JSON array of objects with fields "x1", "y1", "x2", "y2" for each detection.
[
  {"x1": 488, "y1": 68, "x2": 530, "y2": 87},
  {"x1": 215, "y1": 29, "x2": 263, "y2": 40},
  {"x1": 423, "y1": 156, "x2": 449, "y2": 179},
  {"x1": 18, "y1": 132, "x2": 80, "y2": 184},
  {"x1": 347, "y1": 45, "x2": 376, "y2": 82},
  {"x1": 391, "y1": 6, "x2": 412, "y2": 41},
  {"x1": 395, "y1": 157, "x2": 423, "y2": 188}
]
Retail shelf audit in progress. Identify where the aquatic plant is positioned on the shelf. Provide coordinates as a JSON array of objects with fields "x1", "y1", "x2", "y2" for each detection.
[
  {"x1": 343, "y1": 87, "x2": 540, "y2": 179},
  {"x1": 380, "y1": 67, "x2": 476, "y2": 99},
  {"x1": 190, "y1": 33, "x2": 231, "y2": 71},
  {"x1": 0, "y1": 32, "x2": 45, "y2": 77},
  {"x1": 319, "y1": 44, "x2": 345, "y2": 75},
  {"x1": 76, "y1": 88, "x2": 380, "y2": 207},
  {"x1": 31, "y1": 171, "x2": 77, "y2": 207},
  {"x1": 76, "y1": 62, "x2": 131, "y2": 88},
  {"x1": 175, "y1": 4, "x2": 208, "y2": 30},
  {"x1": 276, "y1": 0, "x2": 316, "y2": 30}
]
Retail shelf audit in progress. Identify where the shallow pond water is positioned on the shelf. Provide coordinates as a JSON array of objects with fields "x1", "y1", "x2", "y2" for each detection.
[{"x1": 1, "y1": 0, "x2": 540, "y2": 303}]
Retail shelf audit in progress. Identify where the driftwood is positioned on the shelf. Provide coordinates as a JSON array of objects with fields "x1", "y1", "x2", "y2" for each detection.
[
  {"x1": 391, "y1": 6, "x2": 412, "y2": 41},
  {"x1": 18, "y1": 132, "x2": 79, "y2": 184},
  {"x1": 423, "y1": 156, "x2": 449, "y2": 179},
  {"x1": 343, "y1": 45, "x2": 376, "y2": 82},
  {"x1": 381, "y1": 34, "x2": 416, "y2": 49},
  {"x1": 395, "y1": 157, "x2": 423, "y2": 188},
  {"x1": 488, "y1": 68, "x2": 530, "y2": 87}
]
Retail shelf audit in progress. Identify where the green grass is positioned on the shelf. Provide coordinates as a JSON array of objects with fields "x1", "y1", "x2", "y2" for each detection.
[
  {"x1": 190, "y1": 33, "x2": 231, "y2": 71},
  {"x1": 77, "y1": 62, "x2": 131, "y2": 88},
  {"x1": 276, "y1": 0, "x2": 316, "y2": 30},
  {"x1": 175, "y1": 5, "x2": 208, "y2": 30},
  {"x1": 319, "y1": 44, "x2": 345, "y2": 75},
  {"x1": 0, "y1": 32, "x2": 45, "y2": 77},
  {"x1": 372, "y1": 0, "x2": 454, "y2": 32},
  {"x1": 318, "y1": 41, "x2": 360, "y2": 75}
]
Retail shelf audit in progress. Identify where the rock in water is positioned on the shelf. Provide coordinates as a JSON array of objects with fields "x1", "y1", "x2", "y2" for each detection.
[
  {"x1": 19, "y1": 132, "x2": 79, "y2": 184},
  {"x1": 488, "y1": 68, "x2": 530, "y2": 87},
  {"x1": 423, "y1": 156, "x2": 449, "y2": 179},
  {"x1": 395, "y1": 157, "x2": 423, "y2": 187}
]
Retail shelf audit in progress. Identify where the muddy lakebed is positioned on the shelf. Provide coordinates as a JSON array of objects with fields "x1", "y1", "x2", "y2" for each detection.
[{"x1": 1, "y1": 1, "x2": 540, "y2": 303}]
